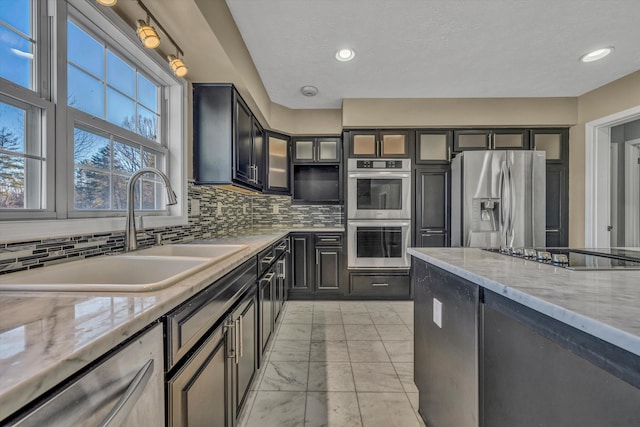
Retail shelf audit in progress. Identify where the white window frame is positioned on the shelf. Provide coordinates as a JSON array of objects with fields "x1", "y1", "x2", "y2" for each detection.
[{"x1": 0, "y1": 0, "x2": 188, "y2": 241}]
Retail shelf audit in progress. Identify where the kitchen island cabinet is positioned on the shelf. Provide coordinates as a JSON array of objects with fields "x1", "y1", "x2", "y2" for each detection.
[{"x1": 409, "y1": 248, "x2": 640, "y2": 427}]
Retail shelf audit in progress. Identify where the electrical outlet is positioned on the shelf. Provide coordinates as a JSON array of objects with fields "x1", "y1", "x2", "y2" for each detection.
[
  {"x1": 190, "y1": 199, "x2": 200, "y2": 216},
  {"x1": 433, "y1": 298, "x2": 443, "y2": 328},
  {"x1": 243, "y1": 204, "x2": 248, "y2": 214},
  {"x1": 272, "y1": 204, "x2": 279, "y2": 214},
  {"x1": 216, "y1": 202, "x2": 223, "y2": 215}
]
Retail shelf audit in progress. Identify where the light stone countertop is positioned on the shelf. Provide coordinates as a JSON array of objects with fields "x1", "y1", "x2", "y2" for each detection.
[
  {"x1": 408, "y1": 247, "x2": 640, "y2": 358},
  {"x1": 0, "y1": 227, "x2": 343, "y2": 420}
]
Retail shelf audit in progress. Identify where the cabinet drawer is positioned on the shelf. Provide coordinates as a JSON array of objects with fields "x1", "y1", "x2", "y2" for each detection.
[
  {"x1": 315, "y1": 234, "x2": 343, "y2": 246},
  {"x1": 258, "y1": 246, "x2": 276, "y2": 275},
  {"x1": 350, "y1": 274, "x2": 410, "y2": 297}
]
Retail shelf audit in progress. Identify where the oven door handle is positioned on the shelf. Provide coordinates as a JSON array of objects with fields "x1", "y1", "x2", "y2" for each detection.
[
  {"x1": 348, "y1": 172, "x2": 411, "y2": 179},
  {"x1": 347, "y1": 220, "x2": 411, "y2": 227}
]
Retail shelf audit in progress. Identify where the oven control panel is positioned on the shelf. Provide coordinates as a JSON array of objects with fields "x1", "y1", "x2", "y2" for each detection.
[{"x1": 355, "y1": 160, "x2": 407, "y2": 169}]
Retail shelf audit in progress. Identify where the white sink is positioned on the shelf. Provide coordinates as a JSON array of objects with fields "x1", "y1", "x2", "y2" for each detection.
[
  {"x1": 0, "y1": 244, "x2": 249, "y2": 292},
  {"x1": 129, "y1": 244, "x2": 247, "y2": 259}
]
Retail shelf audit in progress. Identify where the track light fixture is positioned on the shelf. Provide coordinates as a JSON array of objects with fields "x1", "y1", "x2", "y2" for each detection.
[
  {"x1": 96, "y1": 0, "x2": 117, "y2": 6},
  {"x1": 168, "y1": 54, "x2": 188, "y2": 78},
  {"x1": 136, "y1": 17, "x2": 160, "y2": 49}
]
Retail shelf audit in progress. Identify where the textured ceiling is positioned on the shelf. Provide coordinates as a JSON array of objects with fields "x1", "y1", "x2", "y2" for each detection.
[{"x1": 225, "y1": 0, "x2": 640, "y2": 109}]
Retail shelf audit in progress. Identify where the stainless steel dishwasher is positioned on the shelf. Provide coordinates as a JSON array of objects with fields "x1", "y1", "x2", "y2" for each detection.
[{"x1": 7, "y1": 323, "x2": 164, "y2": 427}]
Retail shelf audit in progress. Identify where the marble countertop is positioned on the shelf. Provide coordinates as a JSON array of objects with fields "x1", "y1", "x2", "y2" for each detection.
[
  {"x1": 0, "y1": 227, "x2": 343, "y2": 420},
  {"x1": 408, "y1": 247, "x2": 640, "y2": 358}
]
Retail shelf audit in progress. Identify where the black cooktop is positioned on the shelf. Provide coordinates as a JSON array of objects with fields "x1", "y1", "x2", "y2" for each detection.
[{"x1": 484, "y1": 247, "x2": 640, "y2": 270}]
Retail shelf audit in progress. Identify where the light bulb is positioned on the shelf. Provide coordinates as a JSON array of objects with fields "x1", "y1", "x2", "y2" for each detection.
[
  {"x1": 168, "y1": 55, "x2": 188, "y2": 77},
  {"x1": 137, "y1": 20, "x2": 160, "y2": 49}
]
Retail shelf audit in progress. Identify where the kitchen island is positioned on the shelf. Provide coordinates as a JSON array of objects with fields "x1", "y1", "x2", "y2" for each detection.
[{"x1": 409, "y1": 247, "x2": 640, "y2": 427}]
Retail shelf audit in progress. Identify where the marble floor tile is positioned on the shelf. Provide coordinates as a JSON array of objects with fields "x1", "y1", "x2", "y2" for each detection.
[
  {"x1": 344, "y1": 324, "x2": 381, "y2": 341},
  {"x1": 269, "y1": 339, "x2": 311, "y2": 361},
  {"x1": 314, "y1": 301, "x2": 343, "y2": 312},
  {"x1": 236, "y1": 390, "x2": 257, "y2": 427},
  {"x1": 305, "y1": 392, "x2": 362, "y2": 427},
  {"x1": 375, "y1": 324, "x2": 413, "y2": 341},
  {"x1": 313, "y1": 311, "x2": 344, "y2": 324},
  {"x1": 282, "y1": 311, "x2": 314, "y2": 324},
  {"x1": 369, "y1": 311, "x2": 405, "y2": 325},
  {"x1": 243, "y1": 391, "x2": 307, "y2": 427},
  {"x1": 285, "y1": 301, "x2": 315, "y2": 313},
  {"x1": 276, "y1": 323, "x2": 312, "y2": 341},
  {"x1": 406, "y1": 393, "x2": 427, "y2": 427},
  {"x1": 307, "y1": 362, "x2": 355, "y2": 391},
  {"x1": 312, "y1": 324, "x2": 347, "y2": 341},
  {"x1": 341, "y1": 312, "x2": 374, "y2": 325},
  {"x1": 392, "y1": 362, "x2": 418, "y2": 393},
  {"x1": 347, "y1": 340, "x2": 390, "y2": 362},
  {"x1": 351, "y1": 362, "x2": 404, "y2": 392},
  {"x1": 259, "y1": 361, "x2": 309, "y2": 391},
  {"x1": 357, "y1": 392, "x2": 422, "y2": 427},
  {"x1": 382, "y1": 340, "x2": 413, "y2": 363},
  {"x1": 339, "y1": 302, "x2": 369, "y2": 313},
  {"x1": 310, "y1": 340, "x2": 350, "y2": 362},
  {"x1": 365, "y1": 302, "x2": 395, "y2": 313}
]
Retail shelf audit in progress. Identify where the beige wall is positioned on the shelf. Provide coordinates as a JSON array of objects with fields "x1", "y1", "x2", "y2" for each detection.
[{"x1": 569, "y1": 70, "x2": 640, "y2": 246}]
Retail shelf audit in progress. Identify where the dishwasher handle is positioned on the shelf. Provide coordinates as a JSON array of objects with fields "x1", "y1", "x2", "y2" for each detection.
[{"x1": 99, "y1": 359, "x2": 154, "y2": 427}]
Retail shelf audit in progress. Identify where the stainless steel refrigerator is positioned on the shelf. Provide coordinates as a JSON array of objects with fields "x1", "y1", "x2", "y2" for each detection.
[{"x1": 451, "y1": 150, "x2": 546, "y2": 248}]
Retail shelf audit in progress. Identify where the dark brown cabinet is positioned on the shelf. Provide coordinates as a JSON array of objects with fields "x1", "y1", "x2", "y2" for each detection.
[
  {"x1": 292, "y1": 136, "x2": 341, "y2": 163},
  {"x1": 264, "y1": 131, "x2": 290, "y2": 194},
  {"x1": 453, "y1": 129, "x2": 529, "y2": 153},
  {"x1": 192, "y1": 83, "x2": 263, "y2": 191},
  {"x1": 289, "y1": 232, "x2": 346, "y2": 298},
  {"x1": 231, "y1": 291, "x2": 257, "y2": 423},
  {"x1": 259, "y1": 268, "x2": 274, "y2": 356},
  {"x1": 415, "y1": 130, "x2": 452, "y2": 164},
  {"x1": 346, "y1": 129, "x2": 410, "y2": 158},
  {"x1": 414, "y1": 166, "x2": 450, "y2": 247}
]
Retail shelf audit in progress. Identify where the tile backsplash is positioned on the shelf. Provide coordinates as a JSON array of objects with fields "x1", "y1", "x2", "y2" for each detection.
[{"x1": 0, "y1": 182, "x2": 343, "y2": 275}]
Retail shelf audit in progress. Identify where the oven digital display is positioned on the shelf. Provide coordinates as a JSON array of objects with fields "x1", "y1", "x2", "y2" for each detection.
[{"x1": 372, "y1": 161, "x2": 386, "y2": 168}]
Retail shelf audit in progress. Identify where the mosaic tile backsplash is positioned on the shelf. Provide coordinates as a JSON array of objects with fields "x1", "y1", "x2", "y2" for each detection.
[{"x1": 0, "y1": 182, "x2": 343, "y2": 275}]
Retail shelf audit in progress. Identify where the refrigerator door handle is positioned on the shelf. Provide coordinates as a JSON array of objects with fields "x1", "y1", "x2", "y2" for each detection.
[
  {"x1": 500, "y1": 162, "x2": 510, "y2": 245},
  {"x1": 508, "y1": 163, "x2": 516, "y2": 247}
]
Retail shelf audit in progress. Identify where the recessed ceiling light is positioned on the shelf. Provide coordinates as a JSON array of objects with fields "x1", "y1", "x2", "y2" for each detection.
[
  {"x1": 335, "y1": 48, "x2": 355, "y2": 62},
  {"x1": 580, "y1": 47, "x2": 614, "y2": 63}
]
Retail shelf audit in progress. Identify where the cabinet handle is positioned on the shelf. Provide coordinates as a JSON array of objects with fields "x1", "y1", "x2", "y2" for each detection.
[
  {"x1": 99, "y1": 359, "x2": 154, "y2": 427},
  {"x1": 225, "y1": 319, "x2": 235, "y2": 359},
  {"x1": 371, "y1": 283, "x2": 389, "y2": 287},
  {"x1": 319, "y1": 238, "x2": 338, "y2": 242},
  {"x1": 447, "y1": 146, "x2": 452, "y2": 162},
  {"x1": 276, "y1": 243, "x2": 287, "y2": 251},
  {"x1": 261, "y1": 255, "x2": 275, "y2": 265}
]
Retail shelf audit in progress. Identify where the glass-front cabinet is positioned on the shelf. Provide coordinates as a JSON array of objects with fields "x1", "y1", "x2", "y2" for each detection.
[
  {"x1": 415, "y1": 130, "x2": 452, "y2": 164},
  {"x1": 347, "y1": 130, "x2": 409, "y2": 158},
  {"x1": 531, "y1": 128, "x2": 567, "y2": 163},
  {"x1": 292, "y1": 136, "x2": 340, "y2": 163},
  {"x1": 453, "y1": 129, "x2": 529, "y2": 152},
  {"x1": 265, "y1": 131, "x2": 290, "y2": 194}
]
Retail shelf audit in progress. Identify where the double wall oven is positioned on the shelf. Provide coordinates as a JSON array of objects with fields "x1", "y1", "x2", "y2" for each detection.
[{"x1": 347, "y1": 159, "x2": 411, "y2": 269}]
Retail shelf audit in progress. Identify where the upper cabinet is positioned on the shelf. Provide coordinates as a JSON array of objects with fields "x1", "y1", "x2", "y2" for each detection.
[
  {"x1": 530, "y1": 128, "x2": 568, "y2": 164},
  {"x1": 292, "y1": 137, "x2": 341, "y2": 163},
  {"x1": 192, "y1": 83, "x2": 264, "y2": 191},
  {"x1": 265, "y1": 131, "x2": 291, "y2": 194},
  {"x1": 346, "y1": 130, "x2": 410, "y2": 158},
  {"x1": 453, "y1": 129, "x2": 529, "y2": 153},
  {"x1": 415, "y1": 130, "x2": 453, "y2": 164}
]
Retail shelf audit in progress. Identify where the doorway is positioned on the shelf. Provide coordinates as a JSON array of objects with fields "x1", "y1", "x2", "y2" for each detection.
[{"x1": 585, "y1": 105, "x2": 640, "y2": 247}]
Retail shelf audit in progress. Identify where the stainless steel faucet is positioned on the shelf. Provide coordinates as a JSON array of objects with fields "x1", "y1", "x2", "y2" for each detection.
[{"x1": 125, "y1": 167, "x2": 178, "y2": 252}]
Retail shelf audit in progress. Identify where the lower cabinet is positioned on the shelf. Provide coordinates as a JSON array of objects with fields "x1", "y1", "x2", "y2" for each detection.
[
  {"x1": 259, "y1": 266, "x2": 274, "y2": 357},
  {"x1": 289, "y1": 232, "x2": 346, "y2": 298},
  {"x1": 482, "y1": 290, "x2": 640, "y2": 427},
  {"x1": 414, "y1": 166, "x2": 450, "y2": 247},
  {"x1": 349, "y1": 271, "x2": 411, "y2": 298}
]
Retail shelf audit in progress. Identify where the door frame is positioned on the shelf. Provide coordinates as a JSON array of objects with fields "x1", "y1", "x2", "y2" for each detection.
[{"x1": 585, "y1": 104, "x2": 640, "y2": 247}]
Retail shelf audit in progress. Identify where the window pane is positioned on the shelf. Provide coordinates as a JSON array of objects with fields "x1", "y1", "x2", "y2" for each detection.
[
  {"x1": 137, "y1": 73, "x2": 157, "y2": 112},
  {"x1": 107, "y1": 51, "x2": 135, "y2": 97},
  {"x1": 74, "y1": 128, "x2": 110, "y2": 169},
  {"x1": 67, "y1": 21, "x2": 104, "y2": 78},
  {"x1": 137, "y1": 106, "x2": 158, "y2": 141},
  {"x1": 113, "y1": 140, "x2": 141, "y2": 173},
  {"x1": 0, "y1": 154, "x2": 25, "y2": 208},
  {"x1": 68, "y1": 65, "x2": 104, "y2": 117},
  {"x1": 0, "y1": 0, "x2": 31, "y2": 36},
  {"x1": 74, "y1": 168, "x2": 110, "y2": 210},
  {"x1": 143, "y1": 149, "x2": 159, "y2": 168},
  {"x1": 0, "y1": 25, "x2": 33, "y2": 89},
  {"x1": 112, "y1": 174, "x2": 138, "y2": 210},
  {"x1": 141, "y1": 179, "x2": 160, "y2": 210},
  {"x1": 0, "y1": 102, "x2": 26, "y2": 153},
  {"x1": 107, "y1": 88, "x2": 135, "y2": 130}
]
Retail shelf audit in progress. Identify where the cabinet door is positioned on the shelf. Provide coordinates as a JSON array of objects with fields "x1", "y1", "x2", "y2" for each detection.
[
  {"x1": 350, "y1": 131, "x2": 378, "y2": 157},
  {"x1": 415, "y1": 167, "x2": 450, "y2": 247},
  {"x1": 234, "y1": 96, "x2": 253, "y2": 186},
  {"x1": 259, "y1": 271, "x2": 274, "y2": 354},
  {"x1": 416, "y1": 130, "x2": 452, "y2": 164},
  {"x1": 531, "y1": 128, "x2": 567, "y2": 164},
  {"x1": 492, "y1": 129, "x2": 529, "y2": 150},
  {"x1": 233, "y1": 293, "x2": 256, "y2": 421},
  {"x1": 380, "y1": 131, "x2": 409, "y2": 157},
  {"x1": 292, "y1": 138, "x2": 315, "y2": 162},
  {"x1": 317, "y1": 137, "x2": 341, "y2": 162},
  {"x1": 453, "y1": 130, "x2": 491, "y2": 152},
  {"x1": 252, "y1": 118, "x2": 264, "y2": 189},
  {"x1": 291, "y1": 235, "x2": 311, "y2": 292},
  {"x1": 315, "y1": 247, "x2": 341, "y2": 291},
  {"x1": 266, "y1": 133, "x2": 290, "y2": 193},
  {"x1": 545, "y1": 165, "x2": 568, "y2": 247},
  {"x1": 168, "y1": 323, "x2": 231, "y2": 427}
]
